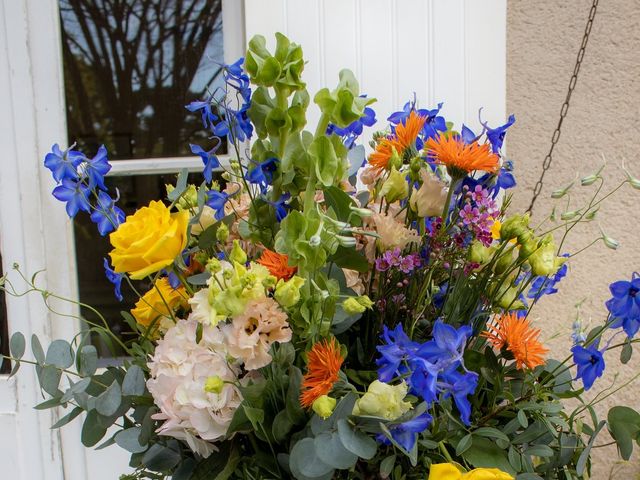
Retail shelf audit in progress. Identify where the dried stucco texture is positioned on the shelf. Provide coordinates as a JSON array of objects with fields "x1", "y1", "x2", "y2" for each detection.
[{"x1": 507, "y1": 0, "x2": 640, "y2": 476}]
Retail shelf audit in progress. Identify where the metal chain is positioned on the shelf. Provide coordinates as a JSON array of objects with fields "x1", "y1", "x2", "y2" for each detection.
[{"x1": 527, "y1": 0, "x2": 600, "y2": 213}]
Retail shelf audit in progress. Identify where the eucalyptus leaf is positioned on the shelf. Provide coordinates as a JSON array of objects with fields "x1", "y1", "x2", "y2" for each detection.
[
  {"x1": 31, "y1": 334, "x2": 45, "y2": 364},
  {"x1": 122, "y1": 365, "x2": 146, "y2": 396},
  {"x1": 81, "y1": 410, "x2": 108, "y2": 447},
  {"x1": 95, "y1": 380, "x2": 122, "y2": 417},
  {"x1": 51, "y1": 406, "x2": 83, "y2": 429},
  {"x1": 78, "y1": 345, "x2": 98, "y2": 377},
  {"x1": 314, "y1": 432, "x2": 358, "y2": 470},
  {"x1": 337, "y1": 419, "x2": 377, "y2": 460},
  {"x1": 289, "y1": 438, "x2": 333, "y2": 479},
  {"x1": 607, "y1": 406, "x2": 640, "y2": 460},
  {"x1": 10, "y1": 332, "x2": 25, "y2": 359},
  {"x1": 115, "y1": 427, "x2": 147, "y2": 453},
  {"x1": 45, "y1": 339, "x2": 74, "y2": 369},
  {"x1": 142, "y1": 441, "x2": 181, "y2": 472}
]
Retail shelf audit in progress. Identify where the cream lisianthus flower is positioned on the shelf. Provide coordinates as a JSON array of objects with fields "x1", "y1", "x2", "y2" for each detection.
[
  {"x1": 371, "y1": 211, "x2": 420, "y2": 252},
  {"x1": 409, "y1": 168, "x2": 449, "y2": 218},
  {"x1": 353, "y1": 380, "x2": 412, "y2": 420}
]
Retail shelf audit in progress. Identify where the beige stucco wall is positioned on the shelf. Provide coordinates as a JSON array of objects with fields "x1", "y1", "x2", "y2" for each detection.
[{"x1": 507, "y1": 0, "x2": 640, "y2": 476}]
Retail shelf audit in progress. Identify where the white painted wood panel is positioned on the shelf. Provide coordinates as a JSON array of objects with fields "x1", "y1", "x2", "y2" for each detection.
[{"x1": 244, "y1": 0, "x2": 507, "y2": 137}]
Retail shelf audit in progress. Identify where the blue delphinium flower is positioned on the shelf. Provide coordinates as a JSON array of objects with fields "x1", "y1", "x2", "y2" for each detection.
[
  {"x1": 90, "y1": 191, "x2": 125, "y2": 236},
  {"x1": 527, "y1": 261, "x2": 568, "y2": 299},
  {"x1": 247, "y1": 157, "x2": 279, "y2": 192},
  {"x1": 327, "y1": 105, "x2": 376, "y2": 148},
  {"x1": 417, "y1": 320, "x2": 471, "y2": 370},
  {"x1": 52, "y1": 179, "x2": 91, "y2": 218},
  {"x1": 571, "y1": 343, "x2": 605, "y2": 390},
  {"x1": 103, "y1": 258, "x2": 124, "y2": 302},
  {"x1": 190, "y1": 143, "x2": 220, "y2": 183},
  {"x1": 388, "y1": 99, "x2": 446, "y2": 148},
  {"x1": 44, "y1": 144, "x2": 85, "y2": 182},
  {"x1": 376, "y1": 324, "x2": 420, "y2": 382},
  {"x1": 186, "y1": 97, "x2": 217, "y2": 130},
  {"x1": 266, "y1": 193, "x2": 291, "y2": 222},
  {"x1": 440, "y1": 368, "x2": 478, "y2": 425},
  {"x1": 606, "y1": 273, "x2": 640, "y2": 323},
  {"x1": 206, "y1": 190, "x2": 229, "y2": 220},
  {"x1": 379, "y1": 412, "x2": 433, "y2": 452},
  {"x1": 483, "y1": 114, "x2": 516, "y2": 153},
  {"x1": 83, "y1": 145, "x2": 111, "y2": 190}
]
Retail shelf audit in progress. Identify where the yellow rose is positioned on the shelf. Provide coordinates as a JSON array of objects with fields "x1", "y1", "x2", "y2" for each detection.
[
  {"x1": 109, "y1": 200, "x2": 189, "y2": 279},
  {"x1": 428, "y1": 464, "x2": 513, "y2": 480},
  {"x1": 131, "y1": 278, "x2": 189, "y2": 327}
]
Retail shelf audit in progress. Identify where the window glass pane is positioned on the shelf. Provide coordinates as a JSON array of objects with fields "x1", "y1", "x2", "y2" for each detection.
[
  {"x1": 59, "y1": 0, "x2": 225, "y2": 159},
  {"x1": 74, "y1": 173, "x2": 222, "y2": 357}
]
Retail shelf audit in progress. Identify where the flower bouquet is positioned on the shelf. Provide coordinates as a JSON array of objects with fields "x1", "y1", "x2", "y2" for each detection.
[{"x1": 3, "y1": 33, "x2": 640, "y2": 480}]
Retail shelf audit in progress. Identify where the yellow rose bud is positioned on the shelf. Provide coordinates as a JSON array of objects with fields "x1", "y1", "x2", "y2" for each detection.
[
  {"x1": 342, "y1": 297, "x2": 367, "y2": 315},
  {"x1": 229, "y1": 240, "x2": 247, "y2": 264},
  {"x1": 274, "y1": 276, "x2": 305, "y2": 307},
  {"x1": 428, "y1": 463, "x2": 463, "y2": 480},
  {"x1": 312, "y1": 395, "x2": 336, "y2": 419},
  {"x1": 130, "y1": 278, "x2": 188, "y2": 327},
  {"x1": 109, "y1": 201, "x2": 189, "y2": 280},
  {"x1": 463, "y1": 468, "x2": 514, "y2": 480},
  {"x1": 379, "y1": 167, "x2": 409, "y2": 203},
  {"x1": 352, "y1": 380, "x2": 411, "y2": 421},
  {"x1": 204, "y1": 375, "x2": 225, "y2": 394}
]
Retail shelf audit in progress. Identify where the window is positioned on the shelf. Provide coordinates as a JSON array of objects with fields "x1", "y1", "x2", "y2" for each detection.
[
  {"x1": 59, "y1": 0, "x2": 237, "y2": 356},
  {"x1": 59, "y1": 0, "x2": 225, "y2": 159}
]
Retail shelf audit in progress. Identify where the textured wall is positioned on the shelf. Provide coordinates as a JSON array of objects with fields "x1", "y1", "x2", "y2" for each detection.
[{"x1": 507, "y1": 0, "x2": 640, "y2": 476}]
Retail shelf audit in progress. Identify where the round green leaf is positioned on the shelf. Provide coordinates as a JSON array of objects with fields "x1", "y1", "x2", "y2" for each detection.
[
  {"x1": 31, "y1": 334, "x2": 45, "y2": 364},
  {"x1": 122, "y1": 365, "x2": 145, "y2": 396},
  {"x1": 337, "y1": 419, "x2": 377, "y2": 460},
  {"x1": 115, "y1": 427, "x2": 147, "y2": 453},
  {"x1": 289, "y1": 438, "x2": 333, "y2": 478},
  {"x1": 95, "y1": 380, "x2": 121, "y2": 417},
  {"x1": 81, "y1": 410, "x2": 107, "y2": 447},
  {"x1": 10, "y1": 332, "x2": 25, "y2": 359},
  {"x1": 46, "y1": 339, "x2": 74, "y2": 369},
  {"x1": 314, "y1": 432, "x2": 358, "y2": 470},
  {"x1": 78, "y1": 345, "x2": 98, "y2": 377}
]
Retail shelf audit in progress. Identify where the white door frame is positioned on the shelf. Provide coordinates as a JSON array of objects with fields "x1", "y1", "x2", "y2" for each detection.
[{"x1": 0, "y1": 0, "x2": 245, "y2": 478}]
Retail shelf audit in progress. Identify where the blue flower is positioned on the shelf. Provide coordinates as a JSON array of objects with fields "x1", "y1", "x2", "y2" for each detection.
[
  {"x1": 380, "y1": 412, "x2": 433, "y2": 452},
  {"x1": 103, "y1": 258, "x2": 123, "y2": 302},
  {"x1": 376, "y1": 324, "x2": 420, "y2": 382},
  {"x1": 327, "y1": 105, "x2": 376, "y2": 148},
  {"x1": 387, "y1": 99, "x2": 447, "y2": 148},
  {"x1": 52, "y1": 179, "x2": 91, "y2": 218},
  {"x1": 44, "y1": 144, "x2": 84, "y2": 182},
  {"x1": 433, "y1": 282, "x2": 448, "y2": 309},
  {"x1": 483, "y1": 114, "x2": 516, "y2": 153},
  {"x1": 266, "y1": 193, "x2": 291, "y2": 222},
  {"x1": 605, "y1": 273, "x2": 640, "y2": 323},
  {"x1": 206, "y1": 190, "x2": 229, "y2": 220},
  {"x1": 461, "y1": 125, "x2": 478, "y2": 144},
  {"x1": 224, "y1": 57, "x2": 251, "y2": 102},
  {"x1": 440, "y1": 368, "x2": 478, "y2": 425},
  {"x1": 186, "y1": 97, "x2": 217, "y2": 130},
  {"x1": 416, "y1": 320, "x2": 472, "y2": 370},
  {"x1": 571, "y1": 343, "x2": 605, "y2": 390},
  {"x1": 190, "y1": 143, "x2": 220, "y2": 183},
  {"x1": 527, "y1": 261, "x2": 568, "y2": 299},
  {"x1": 90, "y1": 191, "x2": 125, "y2": 236},
  {"x1": 247, "y1": 157, "x2": 279, "y2": 192},
  {"x1": 83, "y1": 145, "x2": 111, "y2": 190},
  {"x1": 408, "y1": 359, "x2": 439, "y2": 404}
]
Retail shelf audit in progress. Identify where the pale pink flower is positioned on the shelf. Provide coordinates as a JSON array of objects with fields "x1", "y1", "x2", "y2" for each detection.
[
  {"x1": 147, "y1": 318, "x2": 241, "y2": 457},
  {"x1": 342, "y1": 268, "x2": 366, "y2": 295},
  {"x1": 409, "y1": 168, "x2": 449, "y2": 218},
  {"x1": 221, "y1": 297, "x2": 292, "y2": 370},
  {"x1": 371, "y1": 212, "x2": 420, "y2": 253}
]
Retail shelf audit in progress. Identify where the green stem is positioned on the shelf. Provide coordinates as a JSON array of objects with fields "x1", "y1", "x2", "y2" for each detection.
[
  {"x1": 441, "y1": 178, "x2": 459, "y2": 228},
  {"x1": 438, "y1": 441, "x2": 454, "y2": 463}
]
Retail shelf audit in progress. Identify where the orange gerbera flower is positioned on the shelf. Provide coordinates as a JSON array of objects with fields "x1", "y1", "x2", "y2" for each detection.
[
  {"x1": 300, "y1": 337, "x2": 345, "y2": 408},
  {"x1": 256, "y1": 249, "x2": 297, "y2": 281},
  {"x1": 368, "y1": 111, "x2": 427, "y2": 170},
  {"x1": 425, "y1": 135, "x2": 499, "y2": 177},
  {"x1": 483, "y1": 312, "x2": 548, "y2": 370}
]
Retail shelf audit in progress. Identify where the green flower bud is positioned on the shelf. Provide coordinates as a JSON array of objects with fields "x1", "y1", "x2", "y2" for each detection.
[
  {"x1": 500, "y1": 213, "x2": 530, "y2": 241},
  {"x1": 216, "y1": 223, "x2": 230, "y2": 242},
  {"x1": 204, "y1": 376, "x2": 224, "y2": 394},
  {"x1": 349, "y1": 205, "x2": 372, "y2": 217},
  {"x1": 580, "y1": 174, "x2": 599, "y2": 186},
  {"x1": 518, "y1": 232, "x2": 538, "y2": 261},
  {"x1": 560, "y1": 210, "x2": 580, "y2": 221},
  {"x1": 601, "y1": 231, "x2": 620, "y2": 250},
  {"x1": 528, "y1": 234, "x2": 563, "y2": 276},
  {"x1": 335, "y1": 235, "x2": 357, "y2": 248},
  {"x1": 469, "y1": 242, "x2": 493, "y2": 264},
  {"x1": 206, "y1": 258, "x2": 222, "y2": 273},
  {"x1": 551, "y1": 181, "x2": 574, "y2": 199},
  {"x1": 494, "y1": 249, "x2": 514, "y2": 275},
  {"x1": 379, "y1": 167, "x2": 409, "y2": 203},
  {"x1": 312, "y1": 395, "x2": 336, "y2": 419},
  {"x1": 342, "y1": 297, "x2": 367, "y2": 315},
  {"x1": 352, "y1": 380, "x2": 412, "y2": 421},
  {"x1": 229, "y1": 240, "x2": 247, "y2": 264},
  {"x1": 274, "y1": 276, "x2": 305, "y2": 307},
  {"x1": 492, "y1": 282, "x2": 525, "y2": 310},
  {"x1": 388, "y1": 147, "x2": 402, "y2": 170}
]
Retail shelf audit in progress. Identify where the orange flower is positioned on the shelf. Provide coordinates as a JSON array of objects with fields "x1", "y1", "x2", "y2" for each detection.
[
  {"x1": 256, "y1": 249, "x2": 297, "y2": 281},
  {"x1": 368, "y1": 111, "x2": 427, "y2": 170},
  {"x1": 425, "y1": 135, "x2": 499, "y2": 176},
  {"x1": 483, "y1": 312, "x2": 548, "y2": 370},
  {"x1": 300, "y1": 338, "x2": 345, "y2": 408}
]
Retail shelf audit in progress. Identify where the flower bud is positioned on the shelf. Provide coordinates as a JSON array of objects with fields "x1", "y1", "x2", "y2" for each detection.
[
  {"x1": 528, "y1": 234, "x2": 564, "y2": 276},
  {"x1": 349, "y1": 205, "x2": 372, "y2": 217},
  {"x1": 379, "y1": 167, "x2": 409, "y2": 203},
  {"x1": 409, "y1": 169, "x2": 448, "y2": 218},
  {"x1": 335, "y1": 234, "x2": 357, "y2": 248},
  {"x1": 469, "y1": 242, "x2": 493, "y2": 264},
  {"x1": 204, "y1": 376, "x2": 224, "y2": 394},
  {"x1": 494, "y1": 249, "x2": 514, "y2": 275},
  {"x1": 309, "y1": 235, "x2": 322, "y2": 247},
  {"x1": 216, "y1": 223, "x2": 229, "y2": 242},
  {"x1": 206, "y1": 257, "x2": 222, "y2": 273},
  {"x1": 560, "y1": 210, "x2": 580, "y2": 221},
  {"x1": 551, "y1": 181, "x2": 574, "y2": 199},
  {"x1": 500, "y1": 213, "x2": 530, "y2": 241},
  {"x1": 388, "y1": 147, "x2": 402, "y2": 170},
  {"x1": 580, "y1": 174, "x2": 600, "y2": 186},
  {"x1": 601, "y1": 234, "x2": 620, "y2": 250},
  {"x1": 312, "y1": 395, "x2": 336, "y2": 419},
  {"x1": 342, "y1": 295, "x2": 374, "y2": 315},
  {"x1": 274, "y1": 276, "x2": 305, "y2": 307},
  {"x1": 229, "y1": 240, "x2": 247, "y2": 264}
]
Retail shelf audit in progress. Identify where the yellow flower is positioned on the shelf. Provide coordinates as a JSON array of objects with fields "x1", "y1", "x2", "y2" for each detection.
[
  {"x1": 428, "y1": 463, "x2": 513, "y2": 480},
  {"x1": 342, "y1": 296, "x2": 374, "y2": 315},
  {"x1": 109, "y1": 201, "x2": 189, "y2": 279},
  {"x1": 312, "y1": 395, "x2": 336, "y2": 419},
  {"x1": 379, "y1": 167, "x2": 409, "y2": 203},
  {"x1": 490, "y1": 219, "x2": 502, "y2": 240},
  {"x1": 130, "y1": 278, "x2": 188, "y2": 327},
  {"x1": 274, "y1": 275, "x2": 305, "y2": 307}
]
